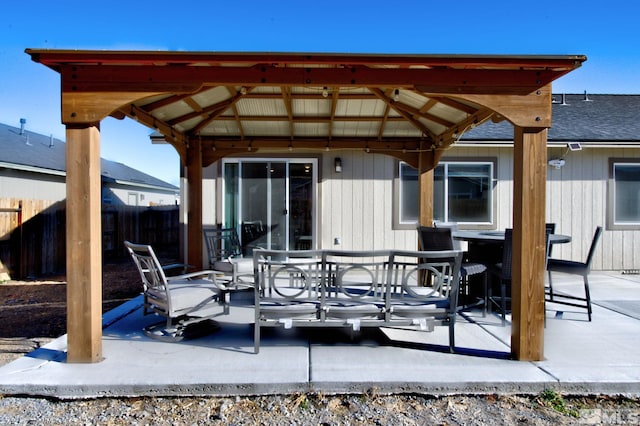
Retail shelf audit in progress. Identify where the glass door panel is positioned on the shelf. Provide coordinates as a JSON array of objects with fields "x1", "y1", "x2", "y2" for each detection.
[{"x1": 225, "y1": 159, "x2": 315, "y2": 253}]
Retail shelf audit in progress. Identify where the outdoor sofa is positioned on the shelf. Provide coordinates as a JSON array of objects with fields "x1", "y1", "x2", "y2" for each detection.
[{"x1": 253, "y1": 248, "x2": 463, "y2": 354}]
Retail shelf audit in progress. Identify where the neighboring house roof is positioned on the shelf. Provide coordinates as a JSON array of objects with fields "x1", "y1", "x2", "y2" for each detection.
[
  {"x1": 0, "y1": 121, "x2": 178, "y2": 191},
  {"x1": 462, "y1": 94, "x2": 640, "y2": 143}
]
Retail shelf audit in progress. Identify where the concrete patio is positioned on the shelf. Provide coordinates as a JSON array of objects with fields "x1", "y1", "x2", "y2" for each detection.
[{"x1": 1, "y1": 271, "x2": 639, "y2": 399}]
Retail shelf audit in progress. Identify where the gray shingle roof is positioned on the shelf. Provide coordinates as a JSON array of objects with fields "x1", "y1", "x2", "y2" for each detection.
[
  {"x1": 0, "y1": 122, "x2": 177, "y2": 190},
  {"x1": 462, "y1": 94, "x2": 640, "y2": 142}
]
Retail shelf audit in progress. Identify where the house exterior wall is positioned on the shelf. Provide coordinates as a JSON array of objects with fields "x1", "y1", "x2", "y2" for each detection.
[
  {"x1": 101, "y1": 184, "x2": 178, "y2": 207},
  {"x1": 0, "y1": 169, "x2": 66, "y2": 201},
  {"x1": 206, "y1": 146, "x2": 640, "y2": 271}
]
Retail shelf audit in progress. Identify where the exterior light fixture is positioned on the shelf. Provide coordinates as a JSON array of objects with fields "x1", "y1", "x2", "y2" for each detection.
[
  {"x1": 548, "y1": 158, "x2": 566, "y2": 169},
  {"x1": 334, "y1": 157, "x2": 342, "y2": 173}
]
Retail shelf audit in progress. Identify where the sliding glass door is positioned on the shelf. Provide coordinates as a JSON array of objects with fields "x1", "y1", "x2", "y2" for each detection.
[{"x1": 223, "y1": 159, "x2": 316, "y2": 253}]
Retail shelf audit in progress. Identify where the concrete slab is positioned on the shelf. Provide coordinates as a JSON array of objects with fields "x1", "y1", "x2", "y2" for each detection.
[{"x1": 1, "y1": 272, "x2": 639, "y2": 399}]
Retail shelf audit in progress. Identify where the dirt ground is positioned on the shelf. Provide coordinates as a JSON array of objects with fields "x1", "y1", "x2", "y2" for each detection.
[{"x1": 0, "y1": 258, "x2": 141, "y2": 339}]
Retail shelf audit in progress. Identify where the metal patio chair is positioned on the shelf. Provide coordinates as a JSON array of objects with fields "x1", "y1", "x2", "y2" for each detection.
[
  {"x1": 203, "y1": 227, "x2": 255, "y2": 292},
  {"x1": 125, "y1": 241, "x2": 225, "y2": 341},
  {"x1": 419, "y1": 225, "x2": 487, "y2": 314},
  {"x1": 487, "y1": 228, "x2": 513, "y2": 325},
  {"x1": 546, "y1": 226, "x2": 603, "y2": 321}
]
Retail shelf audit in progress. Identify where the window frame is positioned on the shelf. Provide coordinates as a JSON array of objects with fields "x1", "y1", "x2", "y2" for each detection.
[
  {"x1": 393, "y1": 157, "x2": 497, "y2": 230},
  {"x1": 608, "y1": 158, "x2": 640, "y2": 230}
]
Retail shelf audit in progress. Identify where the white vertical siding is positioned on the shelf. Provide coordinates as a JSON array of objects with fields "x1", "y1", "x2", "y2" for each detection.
[
  {"x1": 0, "y1": 170, "x2": 66, "y2": 202},
  {"x1": 212, "y1": 146, "x2": 639, "y2": 271}
]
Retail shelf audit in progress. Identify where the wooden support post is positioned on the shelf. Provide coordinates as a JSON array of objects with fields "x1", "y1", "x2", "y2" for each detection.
[
  {"x1": 511, "y1": 126, "x2": 548, "y2": 361},
  {"x1": 418, "y1": 168, "x2": 434, "y2": 228},
  {"x1": 186, "y1": 138, "x2": 203, "y2": 269},
  {"x1": 65, "y1": 124, "x2": 102, "y2": 363}
]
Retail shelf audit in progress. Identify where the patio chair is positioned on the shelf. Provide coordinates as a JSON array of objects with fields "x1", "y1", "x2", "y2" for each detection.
[
  {"x1": 387, "y1": 249, "x2": 463, "y2": 353},
  {"x1": 125, "y1": 241, "x2": 225, "y2": 341},
  {"x1": 546, "y1": 226, "x2": 602, "y2": 321},
  {"x1": 203, "y1": 227, "x2": 254, "y2": 292},
  {"x1": 419, "y1": 225, "x2": 487, "y2": 314},
  {"x1": 545, "y1": 223, "x2": 557, "y2": 257},
  {"x1": 487, "y1": 228, "x2": 513, "y2": 325},
  {"x1": 241, "y1": 221, "x2": 266, "y2": 256}
]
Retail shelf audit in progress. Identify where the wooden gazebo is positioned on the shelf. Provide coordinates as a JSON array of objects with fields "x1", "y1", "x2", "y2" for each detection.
[{"x1": 26, "y1": 49, "x2": 585, "y2": 363}]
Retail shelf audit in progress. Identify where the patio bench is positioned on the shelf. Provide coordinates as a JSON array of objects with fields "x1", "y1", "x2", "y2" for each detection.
[{"x1": 253, "y1": 248, "x2": 462, "y2": 354}]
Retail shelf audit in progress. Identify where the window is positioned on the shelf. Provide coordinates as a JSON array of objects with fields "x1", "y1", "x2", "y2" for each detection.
[
  {"x1": 609, "y1": 160, "x2": 640, "y2": 229},
  {"x1": 396, "y1": 160, "x2": 495, "y2": 228}
]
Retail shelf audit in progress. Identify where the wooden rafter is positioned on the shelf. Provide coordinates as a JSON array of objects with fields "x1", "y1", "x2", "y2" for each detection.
[
  {"x1": 141, "y1": 92, "x2": 197, "y2": 112},
  {"x1": 369, "y1": 88, "x2": 436, "y2": 139},
  {"x1": 378, "y1": 103, "x2": 392, "y2": 141},
  {"x1": 117, "y1": 103, "x2": 188, "y2": 158},
  {"x1": 280, "y1": 86, "x2": 295, "y2": 140},
  {"x1": 328, "y1": 88, "x2": 338, "y2": 140}
]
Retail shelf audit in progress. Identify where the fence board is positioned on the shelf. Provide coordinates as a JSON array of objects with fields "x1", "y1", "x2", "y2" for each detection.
[{"x1": 0, "y1": 198, "x2": 179, "y2": 279}]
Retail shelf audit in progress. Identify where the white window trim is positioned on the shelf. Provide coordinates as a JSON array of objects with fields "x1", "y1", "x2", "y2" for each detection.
[
  {"x1": 608, "y1": 159, "x2": 640, "y2": 230},
  {"x1": 394, "y1": 158, "x2": 497, "y2": 230}
]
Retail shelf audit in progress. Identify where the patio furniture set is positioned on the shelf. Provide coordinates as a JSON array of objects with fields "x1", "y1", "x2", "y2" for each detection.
[{"x1": 125, "y1": 224, "x2": 601, "y2": 350}]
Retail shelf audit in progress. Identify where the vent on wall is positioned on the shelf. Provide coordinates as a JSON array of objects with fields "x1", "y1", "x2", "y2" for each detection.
[{"x1": 552, "y1": 94, "x2": 569, "y2": 105}]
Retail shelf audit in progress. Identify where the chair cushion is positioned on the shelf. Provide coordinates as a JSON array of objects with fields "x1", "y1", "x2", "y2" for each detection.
[
  {"x1": 259, "y1": 301, "x2": 319, "y2": 319},
  {"x1": 168, "y1": 284, "x2": 220, "y2": 315},
  {"x1": 324, "y1": 303, "x2": 384, "y2": 319},
  {"x1": 460, "y1": 262, "x2": 486, "y2": 276},
  {"x1": 390, "y1": 301, "x2": 448, "y2": 317},
  {"x1": 547, "y1": 258, "x2": 587, "y2": 274},
  {"x1": 212, "y1": 258, "x2": 253, "y2": 274}
]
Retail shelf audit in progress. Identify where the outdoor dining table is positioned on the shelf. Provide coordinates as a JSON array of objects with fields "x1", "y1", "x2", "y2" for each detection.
[
  {"x1": 452, "y1": 230, "x2": 571, "y2": 245},
  {"x1": 452, "y1": 230, "x2": 571, "y2": 264},
  {"x1": 451, "y1": 230, "x2": 571, "y2": 302}
]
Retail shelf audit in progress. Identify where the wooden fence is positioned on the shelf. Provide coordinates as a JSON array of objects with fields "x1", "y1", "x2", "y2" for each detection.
[{"x1": 0, "y1": 198, "x2": 179, "y2": 280}]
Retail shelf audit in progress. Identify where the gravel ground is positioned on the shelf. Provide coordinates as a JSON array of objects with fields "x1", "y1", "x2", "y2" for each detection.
[{"x1": 1, "y1": 393, "x2": 640, "y2": 425}]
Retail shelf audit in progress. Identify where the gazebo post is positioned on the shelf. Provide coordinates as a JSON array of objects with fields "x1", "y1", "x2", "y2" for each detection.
[
  {"x1": 418, "y1": 168, "x2": 434, "y2": 230},
  {"x1": 186, "y1": 137, "x2": 204, "y2": 269},
  {"x1": 511, "y1": 126, "x2": 548, "y2": 361},
  {"x1": 65, "y1": 124, "x2": 103, "y2": 363}
]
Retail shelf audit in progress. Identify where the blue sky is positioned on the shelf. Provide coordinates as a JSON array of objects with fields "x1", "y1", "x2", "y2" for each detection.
[{"x1": 1, "y1": 1, "x2": 638, "y2": 186}]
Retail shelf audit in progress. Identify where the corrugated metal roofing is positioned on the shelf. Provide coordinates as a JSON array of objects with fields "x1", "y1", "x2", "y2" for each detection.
[{"x1": 0, "y1": 121, "x2": 178, "y2": 190}]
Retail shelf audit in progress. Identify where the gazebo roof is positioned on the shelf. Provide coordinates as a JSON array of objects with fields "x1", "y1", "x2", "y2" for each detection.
[{"x1": 27, "y1": 50, "x2": 585, "y2": 168}]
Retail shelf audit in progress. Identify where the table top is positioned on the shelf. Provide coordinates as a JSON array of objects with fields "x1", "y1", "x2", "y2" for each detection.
[{"x1": 452, "y1": 230, "x2": 571, "y2": 244}]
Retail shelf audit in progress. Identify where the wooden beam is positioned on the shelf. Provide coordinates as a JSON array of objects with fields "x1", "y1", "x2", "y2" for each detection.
[
  {"x1": 441, "y1": 85, "x2": 553, "y2": 128},
  {"x1": 186, "y1": 138, "x2": 204, "y2": 269},
  {"x1": 65, "y1": 125, "x2": 102, "y2": 363},
  {"x1": 61, "y1": 89, "x2": 170, "y2": 124},
  {"x1": 511, "y1": 126, "x2": 548, "y2": 361},
  {"x1": 61, "y1": 64, "x2": 564, "y2": 95}
]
